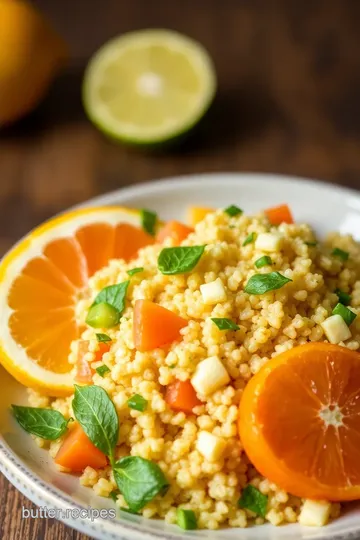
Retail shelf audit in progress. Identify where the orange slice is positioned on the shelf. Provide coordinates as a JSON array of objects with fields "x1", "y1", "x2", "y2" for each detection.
[
  {"x1": 239, "y1": 343, "x2": 360, "y2": 501},
  {"x1": 0, "y1": 206, "x2": 154, "y2": 396}
]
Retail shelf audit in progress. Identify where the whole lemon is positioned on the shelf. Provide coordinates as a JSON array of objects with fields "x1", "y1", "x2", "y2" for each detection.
[{"x1": 0, "y1": 0, "x2": 67, "y2": 125}]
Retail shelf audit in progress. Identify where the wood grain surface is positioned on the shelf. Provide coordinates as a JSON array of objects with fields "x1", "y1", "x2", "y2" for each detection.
[{"x1": 1, "y1": 0, "x2": 360, "y2": 538}]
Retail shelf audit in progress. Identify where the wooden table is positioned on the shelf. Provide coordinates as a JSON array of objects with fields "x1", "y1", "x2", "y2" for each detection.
[{"x1": 1, "y1": 0, "x2": 360, "y2": 538}]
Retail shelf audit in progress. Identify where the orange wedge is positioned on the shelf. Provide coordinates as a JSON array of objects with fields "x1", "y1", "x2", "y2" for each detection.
[
  {"x1": 0, "y1": 206, "x2": 154, "y2": 396},
  {"x1": 239, "y1": 343, "x2": 360, "y2": 501}
]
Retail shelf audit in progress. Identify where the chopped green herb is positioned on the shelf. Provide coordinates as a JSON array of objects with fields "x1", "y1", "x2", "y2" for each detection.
[
  {"x1": 177, "y1": 508, "x2": 197, "y2": 530},
  {"x1": 96, "y1": 365, "x2": 111, "y2": 377},
  {"x1": 96, "y1": 333, "x2": 112, "y2": 343},
  {"x1": 243, "y1": 232, "x2": 257, "y2": 246},
  {"x1": 244, "y1": 272, "x2": 292, "y2": 295},
  {"x1": 335, "y1": 288, "x2": 351, "y2": 306},
  {"x1": 238, "y1": 485, "x2": 268, "y2": 517},
  {"x1": 141, "y1": 209, "x2": 157, "y2": 236},
  {"x1": 73, "y1": 385, "x2": 119, "y2": 461},
  {"x1": 86, "y1": 302, "x2": 120, "y2": 328},
  {"x1": 11, "y1": 405, "x2": 71, "y2": 440},
  {"x1": 92, "y1": 281, "x2": 130, "y2": 314},
  {"x1": 127, "y1": 267, "x2": 144, "y2": 276},
  {"x1": 332, "y1": 303, "x2": 357, "y2": 326},
  {"x1": 224, "y1": 205, "x2": 243, "y2": 217},
  {"x1": 169, "y1": 364, "x2": 176, "y2": 369},
  {"x1": 158, "y1": 245, "x2": 206, "y2": 275},
  {"x1": 305, "y1": 241, "x2": 317, "y2": 247},
  {"x1": 211, "y1": 318, "x2": 239, "y2": 331},
  {"x1": 332, "y1": 247, "x2": 349, "y2": 261},
  {"x1": 127, "y1": 394, "x2": 148, "y2": 412},
  {"x1": 255, "y1": 256, "x2": 272, "y2": 269},
  {"x1": 113, "y1": 456, "x2": 169, "y2": 512},
  {"x1": 109, "y1": 490, "x2": 119, "y2": 502}
]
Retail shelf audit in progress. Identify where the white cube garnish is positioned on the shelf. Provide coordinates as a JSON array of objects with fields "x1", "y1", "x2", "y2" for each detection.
[
  {"x1": 299, "y1": 500, "x2": 331, "y2": 527},
  {"x1": 200, "y1": 278, "x2": 227, "y2": 304},
  {"x1": 321, "y1": 314, "x2": 351, "y2": 344},
  {"x1": 191, "y1": 356, "x2": 230, "y2": 395},
  {"x1": 196, "y1": 431, "x2": 227, "y2": 461},
  {"x1": 255, "y1": 233, "x2": 283, "y2": 253}
]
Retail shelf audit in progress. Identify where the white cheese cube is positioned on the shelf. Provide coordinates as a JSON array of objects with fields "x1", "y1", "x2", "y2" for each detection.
[
  {"x1": 255, "y1": 233, "x2": 283, "y2": 253},
  {"x1": 321, "y1": 314, "x2": 351, "y2": 344},
  {"x1": 196, "y1": 431, "x2": 227, "y2": 461},
  {"x1": 191, "y1": 356, "x2": 230, "y2": 395},
  {"x1": 200, "y1": 278, "x2": 227, "y2": 304},
  {"x1": 299, "y1": 500, "x2": 331, "y2": 527}
]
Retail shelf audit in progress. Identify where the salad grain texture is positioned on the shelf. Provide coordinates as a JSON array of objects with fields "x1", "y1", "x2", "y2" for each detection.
[{"x1": 28, "y1": 208, "x2": 360, "y2": 529}]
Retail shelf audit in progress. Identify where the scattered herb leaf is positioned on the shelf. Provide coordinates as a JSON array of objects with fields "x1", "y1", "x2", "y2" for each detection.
[
  {"x1": 211, "y1": 318, "x2": 240, "y2": 331},
  {"x1": 158, "y1": 246, "x2": 206, "y2": 275},
  {"x1": 238, "y1": 485, "x2": 268, "y2": 517},
  {"x1": 96, "y1": 365, "x2": 111, "y2": 377},
  {"x1": 113, "y1": 456, "x2": 169, "y2": 512},
  {"x1": 305, "y1": 241, "x2": 317, "y2": 247},
  {"x1": 255, "y1": 256, "x2": 272, "y2": 269},
  {"x1": 332, "y1": 303, "x2": 357, "y2": 326},
  {"x1": 92, "y1": 281, "x2": 130, "y2": 315},
  {"x1": 72, "y1": 385, "x2": 119, "y2": 461},
  {"x1": 127, "y1": 394, "x2": 148, "y2": 412},
  {"x1": 141, "y1": 209, "x2": 157, "y2": 236},
  {"x1": 224, "y1": 205, "x2": 243, "y2": 217},
  {"x1": 244, "y1": 272, "x2": 292, "y2": 295},
  {"x1": 332, "y1": 247, "x2": 349, "y2": 261},
  {"x1": 243, "y1": 232, "x2": 257, "y2": 246},
  {"x1": 11, "y1": 406, "x2": 70, "y2": 440},
  {"x1": 96, "y1": 333, "x2": 112, "y2": 343},
  {"x1": 127, "y1": 267, "x2": 144, "y2": 276},
  {"x1": 109, "y1": 490, "x2": 119, "y2": 502}
]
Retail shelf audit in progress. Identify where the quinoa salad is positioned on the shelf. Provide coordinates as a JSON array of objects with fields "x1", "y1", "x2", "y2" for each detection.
[{"x1": 11, "y1": 204, "x2": 360, "y2": 531}]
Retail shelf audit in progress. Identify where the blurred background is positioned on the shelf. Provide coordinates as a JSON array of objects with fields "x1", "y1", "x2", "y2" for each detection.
[{"x1": 1, "y1": 0, "x2": 360, "y2": 538}]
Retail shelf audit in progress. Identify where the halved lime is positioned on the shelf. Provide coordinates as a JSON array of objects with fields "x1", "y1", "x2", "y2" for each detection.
[{"x1": 82, "y1": 29, "x2": 216, "y2": 145}]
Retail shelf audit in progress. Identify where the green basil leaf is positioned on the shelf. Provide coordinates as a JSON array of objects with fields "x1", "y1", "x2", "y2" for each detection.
[
  {"x1": 141, "y1": 209, "x2": 157, "y2": 236},
  {"x1": 305, "y1": 241, "x2": 317, "y2": 247},
  {"x1": 92, "y1": 281, "x2": 130, "y2": 315},
  {"x1": 96, "y1": 365, "x2": 111, "y2": 377},
  {"x1": 73, "y1": 385, "x2": 118, "y2": 460},
  {"x1": 238, "y1": 485, "x2": 268, "y2": 517},
  {"x1": 331, "y1": 247, "x2": 349, "y2": 261},
  {"x1": 11, "y1": 405, "x2": 69, "y2": 440},
  {"x1": 127, "y1": 267, "x2": 144, "y2": 276},
  {"x1": 211, "y1": 318, "x2": 239, "y2": 331},
  {"x1": 158, "y1": 245, "x2": 206, "y2": 275},
  {"x1": 177, "y1": 508, "x2": 198, "y2": 530},
  {"x1": 243, "y1": 232, "x2": 257, "y2": 246},
  {"x1": 332, "y1": 303, "x2": 357, "y2": 326},
  {"x1": 254, "y1": 256, "x2": 272, "y2": 269},
  {"x1": 113, "y1": 456, "x2": 169, "y2": 512},
  {"x1": 244, "y1": 272, "x2": 292, "y2": 295},
  {"x1": 96, "y1": 333, "x2": 112, "y2": 343},
  {"x1": 109, "y1": 490, "x2": 119, "y2": 502},
  {"x1": 224, "y1": 205, "x2": 243, "y2": 217}
]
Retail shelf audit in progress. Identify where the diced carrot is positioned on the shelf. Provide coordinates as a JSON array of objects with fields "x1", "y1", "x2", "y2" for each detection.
[
  {"x1": 265, "y1": 204, "x2": 294, "y2": 225},
  {"x1": 165, "y1": 379, "x2": 201, "y2": 413},
  {"x1": 94, "y1": 341, "x2": 111, "y2": 362},
  {"x1": 55, "y1": 423, "x2": 107, "y2": 472},
  {"x1": 74, "y1": 340, "x2": 93, "y2": 385},
  {"x1": 133, "y1": 299, "x2": 187, "y2": 352},
  {"x1": 187, "y1": 206, "x2": 214, "y2": 226},
  {"x1": 156, "y1": 221, "x2": 194, "y2": 246}
]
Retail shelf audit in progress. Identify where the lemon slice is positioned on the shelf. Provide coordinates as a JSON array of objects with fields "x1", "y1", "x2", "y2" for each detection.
[
  {"x1": 0, "y1": 206, "x2": 154, "y2": 396},
  {"x1": 82, "y1": 29, "x2": 216, "y2": 145}
]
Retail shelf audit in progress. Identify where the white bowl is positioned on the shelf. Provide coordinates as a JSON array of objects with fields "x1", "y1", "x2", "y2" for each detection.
[{"x1": 1, "y1": 172, "x2": 360, "y2": 540}]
